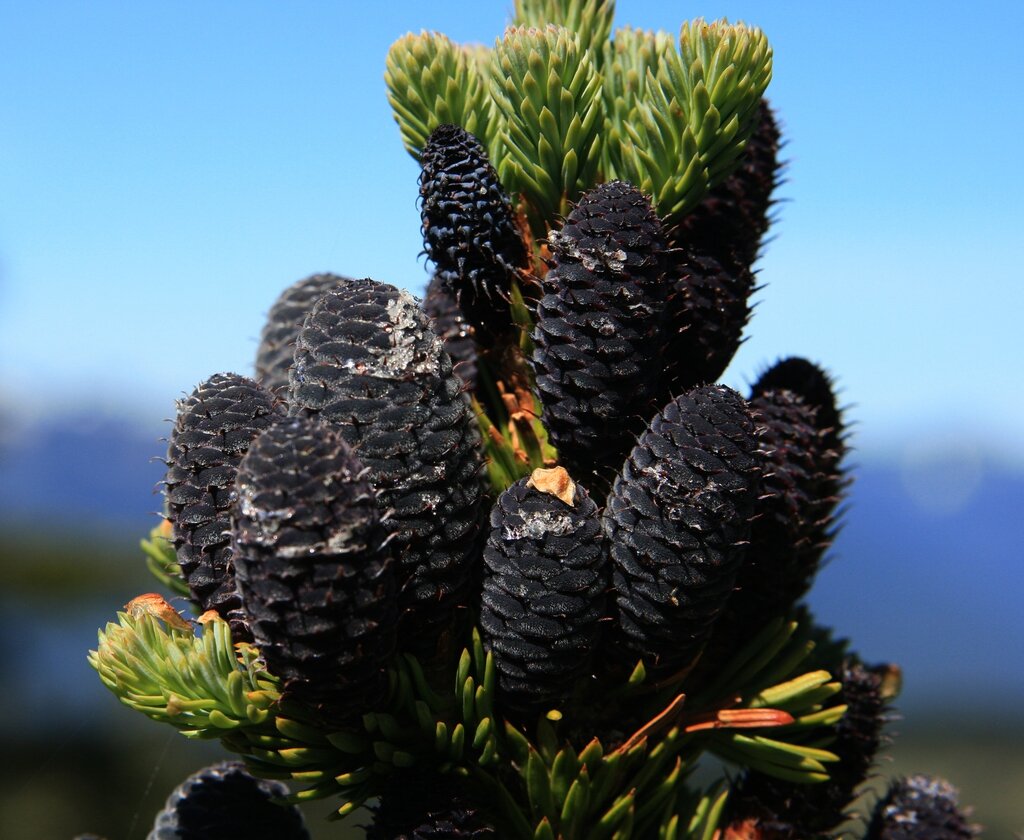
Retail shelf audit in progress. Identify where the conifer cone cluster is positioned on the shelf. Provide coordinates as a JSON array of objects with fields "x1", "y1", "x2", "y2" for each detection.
[
  {"x1": 232, "y1": 416, "x2": 397, "y2": 718},
  {"x1": 164, "y1": 372, "x2": 282, "y2": 641},
  {"x1": 480, "y1": 467, "x2": 607, "y2": 712},
  {"x1": 255, "y1": 272, "x2": 351, "y2": 393},
  {"x1": 532, "y1": 180, "x2": 668, "y2": 487},
  {"x1": 419, "y1": 123, "x2": 529, "y2": 341},
  {"x1": 149, "y1": 761, "x2": 309, "y2": 840},
  {"x1": 603, "y1": 385, "x2": 762, "y2": 678},
  {"x1": 867, "y1": 776, "x2": 979, "y2": 840},
  {"x1": 289, "y1": 279, "x2": 486, "y2": 639}
]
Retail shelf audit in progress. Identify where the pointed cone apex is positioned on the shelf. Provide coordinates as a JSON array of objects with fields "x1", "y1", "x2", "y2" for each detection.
[
  {"x1": 255, "y1": 272, "x2": 351, "y2": 393},
  {"x1": 419, "y1": 124, "x2": 528, "y2": 342},
  {"x1": 866, "y1": 775, "x2": 979, "y2": 840},
  {"x1": 288, "y1": 278, "x2": 486, "y2": 645},
  {"x1": 149, "y1": 761, "x2": 310, "y2": 840},
  {"x1": 480, "y1": 473, "x2": 607, "y2": 712},
  {"x1": 164, "y1": 373, "x2": 283, "y2": 641},
  {"x1": 232, "y1": 416, "x2": 397, "y2": 719},
  {"x1": 532, "y1": 181, "x2": 669, "y2": 490},
  {"x1": 603, "y1": 385, "x2": 761, "y2": 678}
]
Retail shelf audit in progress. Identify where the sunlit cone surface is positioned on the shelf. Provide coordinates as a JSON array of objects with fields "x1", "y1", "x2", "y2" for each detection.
[
  {"x1": 367, "y1": 773, "x2": 495, "y2": 839},
  {"x1": 604, "y1": 385, "x2": 761, "y2": 677},
  {"x1": 866, "y1": 775, "x2": 979, "y2": 840},
  {"x1": 148, "y1": 761, "x2": 310, "y2": 840},
  {"x1": 232, "y1": 416, "x2": 397, "y2": 718},
  {"x1": 727, "y1": 662, "x2": 890, "y2": 837},
  {"x1": 423, "y1": 272, "x2": 478, "y2": 389},
  {"x1": 532, "y1": 181, "x2": 668, "y2": 488},
  {"x1": 675, "y1": 99, "x2": 783, "y2": 267},
  {"x1": 289, "y1": 279, "x2": 486, "y2": 640},
  {"x1": 255, "y1": 272, "x2": 350, "y2": 393},
  {"x1": 164, "y1": 373, "x2": 282, "y2": 641},
  {"x1": 658, "y1": 246, "x2": 755, "y2": 396},
  {"x1": 480, "y1": 467, "x2": 607, "y2": 712},
  {"x1": 419, "y1": 124, "x2": 529, "y2": 341}
]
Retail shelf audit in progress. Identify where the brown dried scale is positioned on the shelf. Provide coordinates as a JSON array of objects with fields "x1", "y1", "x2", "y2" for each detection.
[
  {"x1": 866, "y1": 776, "x2": 979, "y2": 840},
  {"x1": 255, "y1": 272, "x2": 350, "y2": 393},
  {"x1": 603, "y1": 385, "x2": 761, "y2": 678},
  {"x1": 288, "y1": 278, "x2": 486, "y2": 642},
  {"x1": 148, "y1": 761, "x2": 310, "y2": 840},
  {"x1": 164, "y1": 373, "x2": 282, "y2": 641},
  {"x1": 532, "y1": 181, "x2": 669, "y2": 489},
  {"x1": 419, "y1": 124, "x2": 528, "y2": 341},
  {"x1": 726, "y1": 662, "x2": 891, "y2": 838},
  {"x1": 675, "y1": 99, "x2": 784, "y2": 268},
  {"x1": 232, "y1": 416, "x2": 397, "y2": 719},
  {"x1": 423, "y1": 272, "x2": 478, "y2": 390},
  {"x1": 480, "y1": 467, "x2": 608, "y2": 712}
]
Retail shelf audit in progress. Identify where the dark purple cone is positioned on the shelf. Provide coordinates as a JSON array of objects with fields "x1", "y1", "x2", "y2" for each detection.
[
  {"x1": 164, "y1": 373, "x2": 282, "y2": 641},
  {"x1": 148, "y1": 761, "x2": 310, "y2": 840},
  {"x1": 480, "y1": 468, "x2": 608, "y2": 712},
  {"x1": 727, "y1": 662, "x2": 891, "y2": 837},
  {"x1": 532, "y1": 181, "x2": 669, "y2": 490},
  {"x1": 288, "y1": 279, "x2": 486, "y2": 644},
  {"x1": 419, "y1": 124, "x2": 529, "y2": 342},
  {"x1": 751, "y1": 356, "x2": 845, "y2": 455},
  {"x1": 675, "y1": 99, "x2": 783, "y2": 268},
  {"x1": 603, "y1": 385, "x2": 761, "y2": 678},
  {"x1": 423, "y1": 272, "x2": 479, "y2": 390},
  {"x1": 698, "y1": 384, "x2": 845, "y2": 670},
  {"x1": 255, "y1": 272, "x2": 351, "y2": 393},
  {"x1": 867, "y1": 776, "x2": 979, "y2": 840},
  {"x1": 657, "y1": 246, "x2": 756, "y2": 397},
  {"x1": 367, "y1": 773, "x2": 495, "y2": 839},
  {"x1": 232, "y1": 417, "x2": 397, "y2": 719}
]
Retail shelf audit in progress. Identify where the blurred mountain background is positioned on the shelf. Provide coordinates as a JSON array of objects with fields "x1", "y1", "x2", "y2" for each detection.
[{"x1": 1, "y1": 0, "x2": 1021, "y2": 837}]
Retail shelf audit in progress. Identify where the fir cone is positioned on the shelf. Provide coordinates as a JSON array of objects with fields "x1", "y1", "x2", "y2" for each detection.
[
  {"x1": 726, "y1": 662, "x2": 890, "y2": 838},
  {"x1": 148, "y1": 761, "x2": 309, "y2": 840},
  {"x1": 164, "y1": 373, "x2": 282, "y2": 641},
  {"x1": 866, "y1": 775, "x2": 979, "y2": 840},
  {"x1": 604, "y1": 385, "x2": 761, "y2": 678},
  {"x1": 532, "y1": 181, "x2": 669, "y2": 489},
  {"x1": 289, "y1": 278, "x2": 486, "y2": 644},
  {"x1": 675, "y1": 99, "x2": 783, "y2": 268},
  {"x1": 367, "y1": 773, "x2": 495, "y2": 839},
  {"x1": 480, "y1": 467, "x2": 608, "y2": 712},
  {"x1": 423, "y1": 272, "x2": 479, "y2": 390},
  {"x1": 700, "y1": 383, "x2": 845, "y2": 666},
  {"x1": 255, "y1": 272, "x2": 350, "y2": 393},
  {"x1": 751, "y1": 356, "x2": 845, "y2": 455},
  {"x1": 232, "y1": 416, "x2": 397, "y2": 719},
  {"x1": 419, "y1": 124, "x2": 528, "y2": 341},
  {"x1": 658, "y1": 246, "x2": 756, "y2": 396}
]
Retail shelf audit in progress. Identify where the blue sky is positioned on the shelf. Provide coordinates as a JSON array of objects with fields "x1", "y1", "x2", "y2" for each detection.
[{"x1": 1, "y1": 1, "x2": 1022, "y2": 467}]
